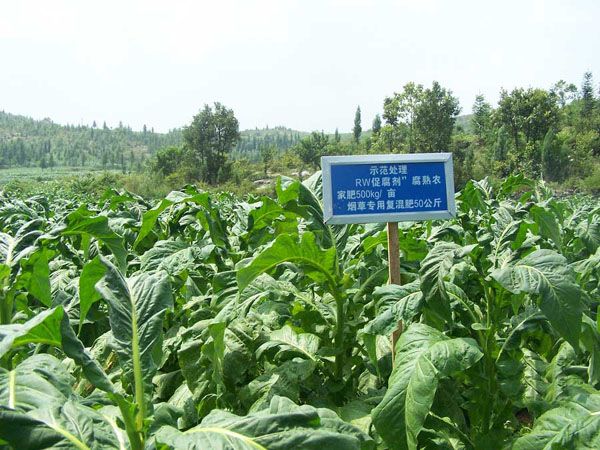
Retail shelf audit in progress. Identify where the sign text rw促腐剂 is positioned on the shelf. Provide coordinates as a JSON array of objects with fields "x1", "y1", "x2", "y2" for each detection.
[{"x1": 321, "y1": 153, "x2": 456, "y2": 224}]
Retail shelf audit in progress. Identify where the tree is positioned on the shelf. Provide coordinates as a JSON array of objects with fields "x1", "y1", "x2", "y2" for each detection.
[
  {"x1": 372, "y1": 114, "x2": 382, "y2": 135},
  {"x1": 295, "y1": 131, "x2": 329, "y2": 178},
  {"x1": 152, "y1": 146, "x2": 185, "y2": 177},
  {"x1": 541, "y1": 128, "x2": 565, "y2": 182},
  {"x1": 334, "y1": 128, "x2": 341, "y2": 143},
  {"x1": 550, "y1": 80, "x2": 578, "y2": 108},
  {"x1": 183, "y1": 102, "x2": 240, "y2": 184},
  {"x1": 471, "y1": 95, "x2": 492, "y2": 142},
  {"x1": 413, "y1": 82, "x2": 461, "y2": 152},
  {"x1": 495, "y1": 88, "x2": 560, "y2": 153},
  {"x1": 353, "y1": 106, "x2": 362, "y2": 143},
  {"x1": 260, "y1": 145, "x2": 276, "y2": 176},
  {"x1": 581, "y1": 72, "x2": 595, "y2": 120},
  {"x1": 379, "y1": 82, "x2": 425, "y2": 152}
]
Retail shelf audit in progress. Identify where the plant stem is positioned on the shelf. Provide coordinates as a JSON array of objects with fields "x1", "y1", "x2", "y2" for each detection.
[
  {"x1": 0, "y1": 288, "x2": 13, "y2": 326},
  {"x1": 333, "y1": 289, "x2": 345, "y2": 381}
]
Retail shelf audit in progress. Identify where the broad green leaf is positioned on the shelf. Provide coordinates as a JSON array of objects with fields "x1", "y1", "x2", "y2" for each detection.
[
  {"x1": 372, "y1": 323, "x2": 482, "y2": 450},
  {"x1": 367, "y1": 281, "x2": 424, "y2": 335},
  {"x1": 133, "y1": 190, "x2": 210, "y2": 248},
  {"x1": 95, "y1": 257, "x2": 173, "y2": 425},
  {"x1": 63, "y1": 207, "x2": 127, "y2": 270},
  {"x1": 512, "y1": 390, "x2": 600, "y2": 449},
  {"x1": 0, "y1": 308, "x2": 114, "y2": 395},
  {"x1": 276, "y1": 176, "x2": 335, "y2": 249},
  {"x1": 202, "y1": 321, "x2": 226, "y2": 396},
  {"x1": 497, "y1": 349, "x2": 549, "y2": 415},
  {"x1": 0, "y1": 220, "x2": 43, "y2": 270},
  {"x1": 155, "y1": 395, "x2": 374, "y2": 450},
  {"x1": 78, "y1": 256, "x2": 106, "y2": 330},
  {"x1": 0, "y1": 307, "x2": 63, "y2": 357},
  {"x1": 530, "y1": 205, "x2": 562, "y2": 249},
  {"x1": 0, "y1": 400, "x2": 125, "y2": 450},
  {"x1": 491, "y1": 249, "x2": 585, "y2": 348},
  {"x1": 576, "y1": 214, "x2": 600, "y2": 254},
  {"x1": 458, "y1": 179, "x2": 491, "y2": 213},
  {"x1": 247, "y1": 197, "x2": 294, "y2": 232},
  {"x1": 489, "y1": 207, "x2": 521, "y2": 264},
  {"x1": 16, "y1": 248, "x2": 52, "y2": 306},
  {"x1": 241, "y1": 358, "x2": 316, "y2": 412},
  {"x1": 237, "y1": 232, "x2": 338, "y2": 293},
  {"x1": 0, "y1": 354, "x2": 73, "y2": 412},
  {"x1": 256, "y1": 325, "x2": 320, "y2": 361},
  {"x1": 419, "y1": 242, "x2": 476, "y2": 322},
  {"x1": 140, "y1": 239, "x2": 215, "y2": 274}
]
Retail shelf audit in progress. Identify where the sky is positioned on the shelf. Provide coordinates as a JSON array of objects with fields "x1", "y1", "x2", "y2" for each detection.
[{"x1": 1, "y1": 0, "x2": 599, "y2": 133}]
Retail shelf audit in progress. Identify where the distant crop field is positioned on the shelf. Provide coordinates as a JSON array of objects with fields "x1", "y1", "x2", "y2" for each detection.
[{"x1": 0, "y1": 166, "x2": 116, "y2": 185}]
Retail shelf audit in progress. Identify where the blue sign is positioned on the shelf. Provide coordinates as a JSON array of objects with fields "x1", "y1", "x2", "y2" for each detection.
[{"x1": 322, "y1": 154, "x2": 455, "y2": 224}]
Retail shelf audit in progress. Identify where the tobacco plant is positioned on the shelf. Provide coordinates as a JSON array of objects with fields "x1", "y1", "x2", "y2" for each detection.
[{"x1": 0, "y1": 175, "x2": 599, "y2": 449}]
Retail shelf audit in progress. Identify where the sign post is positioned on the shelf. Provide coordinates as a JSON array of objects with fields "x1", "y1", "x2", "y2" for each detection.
[{"x1": 321, "y1": 153, "x2": 455, "y2": 364}]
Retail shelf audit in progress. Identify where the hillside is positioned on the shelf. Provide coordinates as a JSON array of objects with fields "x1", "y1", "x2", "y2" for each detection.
[
  {"x1": 0, "y1": 111, "x2": 182, "y2": 171},
  {"x1": 0, "y1": 111, "x2": 314, "y2": 169},
  {"x1": 0, "y1": 109, "x2": 474, "y2": 171}
]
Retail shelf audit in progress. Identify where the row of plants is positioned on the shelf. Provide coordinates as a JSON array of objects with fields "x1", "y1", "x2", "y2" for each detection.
[{"x1": 0, "y1": 173, "x2": 599, "y2": 449}]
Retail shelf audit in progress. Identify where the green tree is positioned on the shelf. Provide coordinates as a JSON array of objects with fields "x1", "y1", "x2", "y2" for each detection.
[
  {"x1": 372, "y1": 114, "x2": 382, "y2": 135},
  {"x1": 353, "y1": 106, "x2": 362, "y2": 143},
  {"x1": 183, "y1": 102, "x2": 240, "y2": 185},
  {"x1": 550, "y1": 80, "x2": 578, "y2": 108},
  {"x1": 152, "y1": 146, "x2": 184, "y2": 177},
  {"x1": 413, "y1": 81, "x2": 461, "y2": 152},
  {"x1": 581, "y1": 72, "x2": 595, "y2": 121},
  {"x1": 495, "y1": 88, "x2": 560, "y2": 154},
  {"x1": 295, "y1": 131, "x2": 329, "y2": 178},
  {"x1": 260, "y1": 145, "x2": 276, "y2": 176},
  {"x1": 334, "y1": 128, "x2": 340, "y2": 143},
  {"x1": 471, "y1": 94, "x2": 492, "y2": 142},
  {"x1": 541, "y1": 128, "x2": 565, "y2": 182}
]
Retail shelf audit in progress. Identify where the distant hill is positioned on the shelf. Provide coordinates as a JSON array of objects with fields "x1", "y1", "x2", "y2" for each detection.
[
  {"x1": 2, "y1": 109, "x2": 469, "y2": 170},
  {"x1": 0, "y1": 111, "x2": 182, "y2": 171},
  {"x1": 0, "y1": 111, "x2": 315, "y2": 169},
  {"x1": 455, "y1": 114, "x2": 474, "y2": 133},
  {"x1": 234, "y1": 126, "x2": 308, "y2": 159}
]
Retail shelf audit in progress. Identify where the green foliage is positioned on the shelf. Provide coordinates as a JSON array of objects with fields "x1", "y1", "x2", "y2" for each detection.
[
  {"x1": 0, "y1": 111, "x2": 177, "y2": 171},
  {"x1": 353, "y1": 106, "x2": 362, "y2": 143},
  {"x1": 0, "y1": 176, "x2": 597, "y2": 449},
  {"x1": 183, "y1": 102, "x2": 240, "y2": 185},
  {"x1": 374, "y1": 81, "x2": 460, "y2": 153}
]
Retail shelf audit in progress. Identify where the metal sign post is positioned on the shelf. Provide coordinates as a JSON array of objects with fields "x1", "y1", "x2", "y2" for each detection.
[{"x1": 321, "y1": 153, "x2": 455, "y2": 365}]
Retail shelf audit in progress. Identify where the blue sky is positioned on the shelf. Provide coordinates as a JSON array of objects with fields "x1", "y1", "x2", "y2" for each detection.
[{"x1": 1, "y1": 0, "x2": 599, "y2": 132}]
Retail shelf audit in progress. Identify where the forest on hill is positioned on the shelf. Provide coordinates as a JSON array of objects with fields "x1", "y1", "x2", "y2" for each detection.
[
  {"x1": 148, "y1": 73, "x2": 600, "y2": 195},
  {"x1": 0, "y1": 112, "x2": 308, "y2": 171},
  {"x1": 1, "y1": 72, "x2": 599, "y2": 196}
]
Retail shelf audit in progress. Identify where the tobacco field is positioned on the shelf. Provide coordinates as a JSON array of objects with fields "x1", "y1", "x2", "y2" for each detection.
[{"x1": 1, "y1": 173, "x2": 600, "y2": 450}]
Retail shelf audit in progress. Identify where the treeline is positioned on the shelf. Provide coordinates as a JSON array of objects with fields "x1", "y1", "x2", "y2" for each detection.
[
  {"x1": 280, "y1": 73, "x2": 600, "y2": 190},
  {"x1": 232, "y1": 126, "x2": 306, "y2": 158},
  {"x1": 0, "y1": 111, "x2": 308, "y2": 172},
  {"x1": 0, "y1": 112, "x2": 183, "y2": 171},
  {"x1": 148, "y1": 72, "x2": 600, "y2": 194}
]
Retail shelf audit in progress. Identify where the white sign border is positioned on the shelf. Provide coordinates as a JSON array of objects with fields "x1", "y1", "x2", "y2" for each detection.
[{"x1": 321, "y1": 153, "x2": 456, "y2": 224}]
